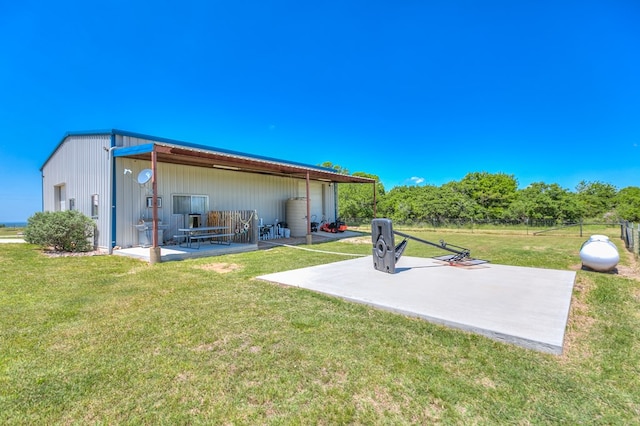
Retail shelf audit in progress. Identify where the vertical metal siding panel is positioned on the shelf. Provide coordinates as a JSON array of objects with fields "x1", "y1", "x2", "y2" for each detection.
[
  {"x1": 44, "y1": 134, "x2": 343, "y2": 249},
  {"x1": 113, "y1": 135, "x2": 172, "y2": 247},
  {"x1": 309, "y1": 182, "x2": 323, "y2": 221},
  {"x1": 326, "y1": 183, "x2": 336, "y2": 220},
  {"x1": 97, "y1": 136, "x2": 111, "y2": 249},
  {"x1": 116, "y1": 158, "x2": 150, "y2": 247},
  {"x1": 42, "y1": 135, "x2": 111, "y2": 248},
  {"x1": 293, "y1": 180, "x2": 325, "y2": 221},
  {"x1": 84, "y1": 135, "x2": 110, "y2": 248},
  {"x1": 106, "y1": 152, "x2": 338, "y2": 247}
]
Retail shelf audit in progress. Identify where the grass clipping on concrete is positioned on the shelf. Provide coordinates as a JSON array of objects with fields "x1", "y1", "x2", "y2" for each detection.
[{"x1": 0, "y1": 227, "x2": 639, "y2": 424}]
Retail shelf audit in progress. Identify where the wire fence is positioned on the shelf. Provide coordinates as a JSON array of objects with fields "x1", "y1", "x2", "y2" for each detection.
[
  {"x1": 620, "y1": 221, "x2": 639, "y2": 256},
  {"x1": 343, "y1": 217, "x2": 621, "y2": 234}
]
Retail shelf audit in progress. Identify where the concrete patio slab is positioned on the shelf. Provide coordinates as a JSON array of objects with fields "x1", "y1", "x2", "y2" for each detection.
[
  {"x1": 113, "y1": 242, "x2": 257, "y2": 262},
  {"x1": 0, "y1": 238, "x2": 25, "y2": 243},
  {"x1": 258, "y1": 256, "x2": 576, "y2": 354},
  {"x1": 111, "y1": 230, "x2": 364, "y2": 262}
]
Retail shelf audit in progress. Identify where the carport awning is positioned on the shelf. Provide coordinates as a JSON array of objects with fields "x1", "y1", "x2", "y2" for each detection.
[{"x1": 113, "y1": 143, "x2": 374, "y2": 184}]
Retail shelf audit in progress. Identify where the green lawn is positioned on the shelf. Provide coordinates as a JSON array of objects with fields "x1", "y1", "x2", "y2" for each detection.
[
  {"x1": 1, "y1": 227, "x2": 639, "y2": 424},
  {"x1": 0, "y1": 227, "x2": 23, "y2": 239}
]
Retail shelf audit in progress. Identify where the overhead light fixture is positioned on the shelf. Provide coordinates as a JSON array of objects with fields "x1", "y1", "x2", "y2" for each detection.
[{"x1": 213, "y1": 164, "x2": 240, "y2": 171}]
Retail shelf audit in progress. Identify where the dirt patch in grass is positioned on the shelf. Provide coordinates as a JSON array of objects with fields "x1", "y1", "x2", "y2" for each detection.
[
  {"x1": 615, "y1": 264, "x2": 640, "y2": 281},
  {"x1": 197, "y1": 262, "x2": 242, "y2": 273},
  {"x1": 341, "y1": 236, "x2": 371, "y2": 245},
  {"x1": 41, "y1": 249, "x2": 108, "y2": 258},
  {"x1": 617, "y1": 248, "x2": 640, "y2": 281}
]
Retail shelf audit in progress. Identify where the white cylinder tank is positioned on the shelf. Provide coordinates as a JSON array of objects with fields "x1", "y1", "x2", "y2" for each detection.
[
  {"x1": 286, "y1": 197, "x2": 309, "y2": 237},
  {"x1": 579, "y1": 234, "x2": 620, "y2": 272}
]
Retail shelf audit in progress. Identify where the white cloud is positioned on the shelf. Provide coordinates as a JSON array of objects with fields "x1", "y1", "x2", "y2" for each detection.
[{"x1": 409, "y1": 176, "x2": 425, "y2": 185}]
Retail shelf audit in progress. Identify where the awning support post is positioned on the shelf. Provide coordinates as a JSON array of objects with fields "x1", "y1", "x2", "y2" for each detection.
[
  {"x1": 306, "y1": 171, "x2": 312, "y2": 245},
  {"x1": 149, "y1": 145, "x2": 161, "y2": 264}
]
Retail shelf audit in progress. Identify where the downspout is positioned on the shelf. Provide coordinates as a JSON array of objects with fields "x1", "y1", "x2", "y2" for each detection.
[{"x1": 107, "y1": 133, "x2": 117, "y2": 254}]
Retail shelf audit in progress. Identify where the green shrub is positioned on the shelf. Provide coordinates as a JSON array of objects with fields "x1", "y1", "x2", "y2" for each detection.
[{"x1": 24, "y1": 210, "x2": 95, "y2": 252}]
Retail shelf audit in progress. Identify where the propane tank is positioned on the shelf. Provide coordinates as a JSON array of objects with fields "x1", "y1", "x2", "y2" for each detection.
[{"x1": 579, "y1": 235, "x2": 620, "y2": 272}]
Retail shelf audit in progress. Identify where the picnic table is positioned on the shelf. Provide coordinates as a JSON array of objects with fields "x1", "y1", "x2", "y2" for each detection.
[{"x1": 175, "y1": 226, "x2": 234, "y2": 249}]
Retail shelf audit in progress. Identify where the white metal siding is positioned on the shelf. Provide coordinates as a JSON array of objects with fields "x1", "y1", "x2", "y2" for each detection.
[
  {"x1": 43, "y1": 132, "x2": 337, "y2": 250},
  {"x1": 118, "y1": 135, "x2": 149, "y2": 148},
  {"x1": 297, "y1": 180, "x2": 327, "y2": 222},
  {"x1": 41, "y1": 135, "x2": 112, "y2": 248},
  {"x1": 114, "y1": 159, "x2": 334, "y2": 247}
]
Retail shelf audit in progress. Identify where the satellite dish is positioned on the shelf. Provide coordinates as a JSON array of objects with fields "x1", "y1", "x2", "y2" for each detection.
[{"x1": 137, "y1": 169, "x2": 153, "y2": 184}]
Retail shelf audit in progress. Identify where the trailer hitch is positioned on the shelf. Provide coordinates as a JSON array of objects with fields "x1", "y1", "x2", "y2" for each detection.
[{"x1": 371, "y1": 218, "x2": 488, "y2": 273}]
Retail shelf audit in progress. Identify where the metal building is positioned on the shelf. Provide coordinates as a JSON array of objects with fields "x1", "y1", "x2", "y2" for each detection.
[{"x1": 40, "y1": 129, "x2": 375, "y2": 253}]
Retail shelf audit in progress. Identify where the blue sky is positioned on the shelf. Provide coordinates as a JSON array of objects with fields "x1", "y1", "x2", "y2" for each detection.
[{"x1": 1, "y1": 1, "x2": 639, "y2": 222}]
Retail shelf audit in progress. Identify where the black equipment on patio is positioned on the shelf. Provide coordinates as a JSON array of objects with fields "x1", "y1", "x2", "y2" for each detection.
[{"x1": 371, "y1": 218, "x2": 488, "y2": 273}]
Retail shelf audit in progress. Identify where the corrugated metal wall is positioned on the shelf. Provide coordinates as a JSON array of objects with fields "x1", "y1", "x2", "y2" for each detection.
[
  {"x1": 42, "y1": 133, "x2": 336, "y2": 249},
  {"x1": 41, "y1": 134, "x2": 112, "y2": 248},
  {"x1": 117, "y1": 134, "x2": 147, "y2": 148},
  {"x1": 114, "y1": 158, "x2": 334, "y2": 248}
]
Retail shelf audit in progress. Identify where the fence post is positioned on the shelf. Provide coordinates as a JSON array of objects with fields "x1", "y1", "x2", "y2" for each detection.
[{"x1": 635, "y1": 224, "x2": 640, "y2": 256}]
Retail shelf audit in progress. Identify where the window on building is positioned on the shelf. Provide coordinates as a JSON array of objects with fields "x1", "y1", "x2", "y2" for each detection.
[
  {"x1": 91, "y1": 194, "x2": 99, "y2": 218},
  {"x1": 172, "y1": 195, "x2": 208, "y2": 215},
  {"x1": 69, "y1": 198, "x2": 75, "y2": 211}
]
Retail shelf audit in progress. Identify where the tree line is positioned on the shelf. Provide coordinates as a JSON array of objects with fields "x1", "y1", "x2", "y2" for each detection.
[{"x1": 321, "y1": 163, "x2": 640, "y2": 224}]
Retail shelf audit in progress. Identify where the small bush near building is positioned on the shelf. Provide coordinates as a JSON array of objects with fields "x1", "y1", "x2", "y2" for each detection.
[{"x1": 24, "y1": 211, "x2": 95, "y2": 252}]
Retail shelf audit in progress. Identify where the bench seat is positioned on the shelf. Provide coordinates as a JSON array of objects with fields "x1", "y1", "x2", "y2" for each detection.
[{"x1": 181, "y1": 233, "x2": 235, "y2": 248}]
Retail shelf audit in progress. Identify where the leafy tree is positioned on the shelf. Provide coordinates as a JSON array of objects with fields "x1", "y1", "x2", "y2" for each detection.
[
  {"x1": 416, "y1": 182, "x2": 479, "y2": 222},
  {"x1": 458, "y1": 172, "x2": 518, "y2": 219},
  {"x1": 515, "y1": 182, "x2": 581, "y2": 222},
  {"x1": 336, "y1": 172, "x2": 383, "y2": 221},
  {"x1": 414, "y1": 185, "x2": 443, "y2": 221},
  {"x1": 615, "y1": 186, "x2": 640, "y2": 222},
  {"x1": 378, "y1": 186, "x2": 420, "y2": 222},
  {"x1": 23, "y1": 210, "x2": 95, "y2": 252},
  {"x1": 575, "y1": 180, "x2": 617, "y2": 219},
  {"x1": 377, "y1": 183, "x2": 479, "y2": 224},
  {"x1": 557, "y1": 191, "x2": 583, "y2": 222},
  {"x1": 319, "y1": 161, "x2": 349, "y2": 175},
  {"x1": 324, "y1": 164, "x2": 626, "y2": 226}
]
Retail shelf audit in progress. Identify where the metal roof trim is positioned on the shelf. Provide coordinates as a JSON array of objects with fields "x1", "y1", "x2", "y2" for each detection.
[
  {"x1": 41, "y1": 129, "x2": 375, "y2": 183},
  {"x1": 152, "y1": 141, "x2": 340, "y2": 176}
]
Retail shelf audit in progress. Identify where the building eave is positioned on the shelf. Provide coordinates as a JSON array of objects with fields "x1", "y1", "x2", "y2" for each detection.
[
  {"x1": 43, "y1": 129, "x2": 375, "y2": 184},
  {"x1": 114, "y1": 141, "x2": 374, "y2": 184}
]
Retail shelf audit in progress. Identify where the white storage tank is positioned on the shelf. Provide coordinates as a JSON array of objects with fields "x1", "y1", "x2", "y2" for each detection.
[
  {"x1": 286, "y1": 197, "x2": 308, "y2": 237},
  {"x1": 580, "y1": 234, "x2": 620, "y2": 272}
]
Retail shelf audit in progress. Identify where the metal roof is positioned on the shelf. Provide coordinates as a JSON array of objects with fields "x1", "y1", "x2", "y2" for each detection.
[{"x1": 43, "y1": 129, "x2": 375, "y2": 184}]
